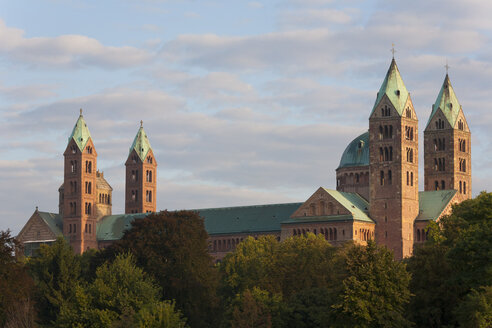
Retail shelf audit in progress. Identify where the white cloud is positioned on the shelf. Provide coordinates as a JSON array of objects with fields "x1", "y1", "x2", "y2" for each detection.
[{"x1": 0, "y1": 19, "x2": 152, "y2": 69}]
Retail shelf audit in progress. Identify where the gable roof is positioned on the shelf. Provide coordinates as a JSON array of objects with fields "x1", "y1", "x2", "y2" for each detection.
[
  {"x1": 69, "y1": 112, "x2": 92, "y2": 151},
  {"x1": 284, "y1": 188, "x2": 373, "y2": 224},
  {"x1": 416, "y1": 190, "x2": 457, "y2": 221},
  {"x1": 426, "y1": 74, "x2": 462, "y2": 130},
  {"x1": 370, "y1": 58, "x2": 410, "y2": 117},
  {"x1": 130, "y1": 125, "x2": 153, "y2": 162},
  {"x1": 37, "y1": 211, "x2": 63, "y2": 236}
]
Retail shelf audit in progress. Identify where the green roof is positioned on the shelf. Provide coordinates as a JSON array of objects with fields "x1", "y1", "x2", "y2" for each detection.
[
  {"x1": 37, "y1": 211, "x2": 63, "y2": 236},
  {"x1": 196, "y1": 203, "x2": 303, "y2": 235},
  {"x1": 283, "y1": 189, "x2": 373, "y2": 224},
  {"x1": 69, "y1": 112, "x2": 92, "y2": 151},
  {"x1": 130, "y1": 125, "x2": 152, "y2": 162},
  {"x1": 416, "y1": 190, "x2": 457, "y2": 221},
  {"x1": 337, "y1": 131, "x2": 369, "y2": 169},
  {"x1": 425, "y1": 74, "x2": 462, "y2": 130},
  {"x1": 370, "y1": 58, "x2": 410, "y2": 117},
  {"x1": 96, "y1": 213, "x2": 149, "y2": 241},
  {"x1": 322, "y1": 189, "x2": 372, "y2": 222}
]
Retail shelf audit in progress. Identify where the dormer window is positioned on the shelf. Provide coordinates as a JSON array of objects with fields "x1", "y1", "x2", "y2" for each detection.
[{"x1": 147, "y1": 156, "x2": 153, "y2": 164}]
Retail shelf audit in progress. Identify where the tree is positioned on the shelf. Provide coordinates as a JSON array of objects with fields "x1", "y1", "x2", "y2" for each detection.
[
  {"x1": 407, "y1": 192, "x2": 492, "y2": 326},
  {"x1": 454, "y1": 286, "x2": 492, "y2": 328},
  {"x1": 56, "y1": 253, "x2": 184, "y2": 328},
  {"x1": 229, "y1": 288, "x2": 286, "y2": 328},
  {"x1": 332, "y1": 241, "x2": 412, "y2": 328},
  {"x1": 285, "y1": 287, "x2": 336, "y2": 328},
  {"x1": 0, "y1": 230, "x2": 36, "y2": 327},
  {"x1": 28, "y1": 237, "x2": 81, "y2": 325},
  {"x1": 110, "y1": 210, "x2": 219, "y2": 328}
]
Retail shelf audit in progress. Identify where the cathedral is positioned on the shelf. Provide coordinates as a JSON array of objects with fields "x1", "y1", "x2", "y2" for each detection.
[{"x1": 17, "y1": 58, "x2": 472, "y2": 260}]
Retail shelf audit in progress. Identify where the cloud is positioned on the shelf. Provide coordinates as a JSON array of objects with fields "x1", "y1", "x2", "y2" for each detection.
[
  {"x1": 0, "y1": 19, "x2": 152, "y2": 69},
  {"x1": 0, "y1": 83, "x2": 58, "y2": 101}
]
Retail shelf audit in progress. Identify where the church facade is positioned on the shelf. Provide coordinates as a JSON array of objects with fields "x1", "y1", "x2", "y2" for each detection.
[{"x1": 17, "y1": 58, "x2": 471, "y2": 260}]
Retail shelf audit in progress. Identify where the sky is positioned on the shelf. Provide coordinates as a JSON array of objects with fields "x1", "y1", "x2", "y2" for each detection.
[{"x1": 1, "y1": 0, "x2": 491, "y2": 235}]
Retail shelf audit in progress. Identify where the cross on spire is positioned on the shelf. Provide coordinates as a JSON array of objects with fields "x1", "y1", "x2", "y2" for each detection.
[
  {"x1": 445, "y1": 59, "x2": 450, "y2": 74},
  {"x1": 140, "y1": 120, "x2": 143, "y2": 128},
  {"x1": 80, "y1": 108, "x2": 83, "y2": 116},
  {"x1": 391, "y1": 43, "x2": 396, "y2": 58}
]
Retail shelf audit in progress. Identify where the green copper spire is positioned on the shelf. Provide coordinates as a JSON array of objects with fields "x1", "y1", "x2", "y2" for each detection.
[
  {"x1": 68, "y1": 109, "x2": 92, "y2": 151},
  {"x1": 130, "y1": 121, "x2": 152, "y2": 162},
  {"x1": 370, "y1": 58, "x2": 410, "y2": 117},
  {"x1": 425, "y1": 74, "x2": 462, "y2": 129}
]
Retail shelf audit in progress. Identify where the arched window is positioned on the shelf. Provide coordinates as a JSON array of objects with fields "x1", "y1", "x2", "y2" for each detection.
[
  {"x1": 417, "y1": 229, "x2": 421, "y2": 241},
  {"x1": 388, "y1": 170, "x2": 392, "y2": 185},
  {"x1": 379, "y1": 126, "x2": 383, "y2": 140},
  {"x1": 334, "y1": 228, "x2": 337, "y2": 241},
  {"x1": 384, "y1": 125, "x2": 388, "y2": 139},
  {"x1": 69, "y1": 223, "x2": 72, "y2": 233},
  {"x1": 458, "y1": 120, "x2": 464, "y2": 130},
  {"x1": 355, "y1": 174, "x2": 359, "y2": 183},
  {"x1": 132, "y1": 155, "x2": 138, "y2": 163},
  {"x1": 71, "y1": 145, "x2": 77, "y2": 154},
  {"x1": 73, "y1": 223, "x2": 76, "y2": 233},
  {"x1": 310, "y1": 203, "x2": 316, "y2": 216},
  {"x1": 441, "y1": 180, "x2": 445, "y2": 190},
  {"x1": 329, "y1": 228, "x2": 333, "y2": 241},
  {"x1": 463, "y1": 182, "x2": 467, "y2": 194},
  {"x1": 434, "y1": 139, "x2": 438, "y2": 151},
  {"x1": 406, "y1": 171, "x2": 409, "y2": 186},
  {"x1": 389, "y1": 125, "x2": 393, "y2": 138},
  {"x1": 328, "y1": 202, "x2": 334, "y2": 215},
  {"x1": 410, "y1": 172, "x2": 414, "y2": 186},
  {"x1": 320, "y1": 201, "x2": 326, "y2": 215},
  {"x1": 389, "y1": 147, "x2": 393, "y2": 161},
  {"x1": 459, "y1": 181, "x2": 463, "y2": 193},
  {"x1": 380, "y1": 171, "x2": 385, "y2": 186},
  {"x1": 379, "y1": 147, "x2": 384, "y2": 161},
  {"x1": 147, "y1": 156, "x2": 153, "y2": 164},
  {"x1": 406, "y1": 108, "x2": 411, "y2": 118},
  {"x1": 384, "y1": 147, "x2": 389, "y2": 161},
  {"x1": 434, "y1": 159, "x2": 438, "y2": 171},
  {"x1": 435, "y1": 181, "x2": 439, "y2": 190}
]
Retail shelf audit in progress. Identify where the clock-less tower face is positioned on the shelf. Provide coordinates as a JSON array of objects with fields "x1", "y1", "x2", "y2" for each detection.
[
  {"x1": 62, "y1": 112, "x2": 98, "y2": 254},
  {"x1": 125, "y1": 124, "x2": 157, "y2": 214},
  {"x1": 424, "y1": 75, "x2": 471, "y2": 201},
  {"x1": 368, "y1": 59, "x2": 419, "y2": 260}
]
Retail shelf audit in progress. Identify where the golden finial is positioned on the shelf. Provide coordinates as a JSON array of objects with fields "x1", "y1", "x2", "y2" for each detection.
[{"x1": 391, "y1": 43, "x2": 396, "y2": 59}]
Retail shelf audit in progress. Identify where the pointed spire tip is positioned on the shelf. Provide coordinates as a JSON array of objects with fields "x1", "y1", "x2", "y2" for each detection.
[
  {"x1": 140, "y1": 120, "x2": 143, "y2": 128},
  {"x1": 79, "y1": 108, "x2": 83, "y2": 117}
]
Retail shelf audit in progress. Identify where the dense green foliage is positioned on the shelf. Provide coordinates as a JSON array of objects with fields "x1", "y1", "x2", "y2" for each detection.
[
  {"x1": 110, "y1": 210, "x2": 220, "y2": 328},
  {"x1": 407, "y1": 191, "x2": 492, "y2": 327},
  {"x1": 1, "y1": 192, "x2": 490, "y2": 327}
]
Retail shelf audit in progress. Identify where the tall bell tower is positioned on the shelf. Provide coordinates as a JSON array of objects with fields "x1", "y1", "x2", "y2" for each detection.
[
  {"x1": 63, "y1": 110, "x2": 98, "y2": 254},
  {"x1": 424, "y1": 74, "x2": 471, "y2": 201},
  {"x1": 125, "y1": 121, "x2": 157, "y2": 214},
  {"x1": 368, "y1": 59, "x2": 419, "y2": 260}
]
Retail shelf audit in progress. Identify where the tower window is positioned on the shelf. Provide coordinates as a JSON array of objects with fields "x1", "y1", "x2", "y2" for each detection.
[
  {"x1": 147, "y1": 156, "x2": 153, "y2": 164},
  {"x1": 85, "y1": 161, "x2": 92, "y2": 173},
  {"x1": 71, "y1": 145, "x2": 77, "y2": 154},
  {"x1": 379, "y1": 126, "x2": 383, "y2": 140},
  {"x1": 436, "y1": 119, "x2": 445, "y2": 129},
  {"x1": 435, "y1": 181, "x2": 439, "y2": 190},
  {"x1": 146, "y1": 170, "x2": 153, "y2": 182},
  {"x1": 382, "y1": 105, "x2": 391, "y2": 117},
  {"x1": 459, "y1": 159, "x2": 466, "y2": 172},
  {"x1": 406, "y1": 171, "x2": 409, "y2": 186},
  {"x1": 405, "y1": 126, "x2": 414, "y2": 140},
  {"x1": 441, "y1": 180, "x2": 445, "y2": 190},
  {"x1": 458, "y1": 120, "x2": 464, "y2": 130},
  {"x1": 405, "y1": 108, "x2": 412, "y2": 118},
  {"x1": 146, "y1": 190, "x2": 152, "y2": 203},
  {"x1": 459, "y1": 181, "x2": 463, "y2": 193},
  {"x1": 463, "y1": 182, "x2": 467, "y2": 194},
  {"x1": 380, "y1": 171, "x2": 385, "y2": 186},
  {"x1": 132, "y1": 155, "x2": 138, "y2": 163},
  {"x1": 406, "y1": 148, "x2": 414, "y2": 163},
  {"x1": 411, "y1": 172, "x2": 414, "y2": 186},
  {"x1": 86, "y1": 146, "x2": 93, "y2": 154},
  {"x1": 379, "y1": 147, "x2": 384, "y2": 161},
  {"x1": 388, "y1": 170, "x2": 392, "y2": 185}
]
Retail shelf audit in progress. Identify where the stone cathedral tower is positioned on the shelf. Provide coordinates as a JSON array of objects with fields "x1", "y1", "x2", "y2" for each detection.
[
  {"x1": 368, "y1": 59, "x2": 419, "y2": 260},
  {"x1": 62, "y1": 110, "x2": 99, "y2": 254},
  {"x1": 424, "y1": 74, "x2": 471, "y2": 201},
  {"x1": 125, "y1": 122, "x2": 157, "y2": 214}
]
